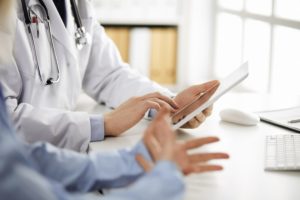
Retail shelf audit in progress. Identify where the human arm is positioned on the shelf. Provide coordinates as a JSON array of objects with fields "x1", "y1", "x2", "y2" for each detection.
[
  {"x1": 1, "y1": 153, "x2": 184, "y2": 200},
  {"x1": 81, "y1": 10, "x2": 214, "y2": 130},
  {"x1": 0, "y1": 85, "x2": 184, "y2": 200},
  {"x1": 1, "y1": 129, "x2": 183, "y2": 200},
  {"x1": 26, "y1": 141, "x2": 153, "y2": 192}
]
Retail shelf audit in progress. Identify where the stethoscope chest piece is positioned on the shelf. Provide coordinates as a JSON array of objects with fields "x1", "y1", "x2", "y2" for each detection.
[{"x1": 75, "y1": 27, "x2": 91, "y2": 50}]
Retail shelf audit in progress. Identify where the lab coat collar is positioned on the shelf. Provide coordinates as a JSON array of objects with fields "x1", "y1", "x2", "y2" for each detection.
[{"x1": 28, "y1": 0, "x2": 77, "y2": 60}]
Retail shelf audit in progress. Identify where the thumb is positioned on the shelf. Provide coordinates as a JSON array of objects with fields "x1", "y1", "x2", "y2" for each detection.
[{"x1": 191, "y1": 80, "x2": 220, "y2": 95}]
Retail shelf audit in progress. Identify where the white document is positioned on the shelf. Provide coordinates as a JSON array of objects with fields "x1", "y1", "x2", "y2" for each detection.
[
  {"x1": 173, "y1": 62, "x2": 249, "y2": 129},
  {"x1": 259, "y1": 107, "x2": 300, "y2": 132}
]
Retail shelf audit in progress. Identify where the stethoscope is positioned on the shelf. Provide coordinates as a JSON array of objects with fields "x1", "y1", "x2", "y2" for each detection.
[{"x1": 20, "y1": 0, "x2": 91, "y2": 85}]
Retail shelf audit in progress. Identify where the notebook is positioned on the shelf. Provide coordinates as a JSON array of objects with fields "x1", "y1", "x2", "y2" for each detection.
[{"x1": 259, "y1": 107, "x2": 300, "y2": 133}]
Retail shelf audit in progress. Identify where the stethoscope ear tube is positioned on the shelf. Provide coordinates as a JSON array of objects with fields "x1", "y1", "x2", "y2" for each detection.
[
  {"x1": 70, "y1": 0, "x2": 83, "y2": 29},
  {"x1": 21, "y1": 0, "x2": 31, "y2": 25}
]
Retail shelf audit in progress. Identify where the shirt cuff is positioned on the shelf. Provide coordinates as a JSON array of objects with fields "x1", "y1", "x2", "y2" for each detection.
[
  {"x1": 148, "y1": 108, "x2": 158, "y2": 118},
  {"x1": 89, "y1": 115, "x2": 105, "y2": 142}
]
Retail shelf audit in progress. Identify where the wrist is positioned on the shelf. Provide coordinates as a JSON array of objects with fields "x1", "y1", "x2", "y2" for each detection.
[{"x1": 104, "y1": 113, "x2": 114, "y2": 136}]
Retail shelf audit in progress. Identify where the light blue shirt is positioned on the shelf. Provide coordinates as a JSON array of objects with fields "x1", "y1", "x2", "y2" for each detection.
[{"x1": 0, "y1": 87, "x2": 185, "y2": 200}]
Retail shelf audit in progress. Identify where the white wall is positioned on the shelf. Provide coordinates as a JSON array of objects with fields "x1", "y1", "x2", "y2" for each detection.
[{"x1": 179, "y1": 0, "x2": 215, "y2": 88}]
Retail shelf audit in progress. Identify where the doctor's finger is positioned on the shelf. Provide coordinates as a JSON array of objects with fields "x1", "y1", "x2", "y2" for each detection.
[
  {"x1": 142, "y1": 92, "x2": 179, "y2": 109},
  {"x1": 149, "y1": 98, "x2": 176, "y2": 112},
  {"x1": 203, "y1": 106, "x2": 213, "y2": 117},
  {"x1": 143, "y1": 101, "x2": 161, "y2": 111},
  {"x1": 186, "y1": 118, "x2": 199, "y2": 129},
  {"x1": 195, "y1": 113, "x2": 206, "y2": 123}
]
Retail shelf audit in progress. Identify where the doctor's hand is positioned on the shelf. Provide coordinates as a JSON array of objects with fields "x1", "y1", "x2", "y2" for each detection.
[
  {"x1": 104, "y1": 92, "x2": 179, "y2": 137},
  {"x1": 136, "y1": 109, "x2": 229, "y2": 175},
  {"x1": 173, "y1": 80, "x2": 219, "y2": 129}
]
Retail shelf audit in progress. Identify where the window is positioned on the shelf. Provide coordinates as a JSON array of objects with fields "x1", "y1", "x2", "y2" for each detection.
[{"x1": 214, "y1": 0, "x2": 300, "y2": 94}]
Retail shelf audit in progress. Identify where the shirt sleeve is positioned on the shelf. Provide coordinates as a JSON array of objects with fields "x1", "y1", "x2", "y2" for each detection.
[
  {"x1": 54, "y1": 161, "x2": 185, "y2": 200},
  {"x1": 89, "y1": 114, "x2": 105, "y2": 142},
  {"x1": 27, "y1": 140, "x2": 153, "y2": 192},
  {"x1": 1, "y1": 154, "x2": 184, "y2": 200},
  {"x1": 99, "y1": 161, "x2": 185, "y2": 200}
]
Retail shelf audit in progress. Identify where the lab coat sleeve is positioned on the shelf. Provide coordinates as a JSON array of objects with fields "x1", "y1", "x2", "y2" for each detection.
[
  {"x1": 0, "y1": 61, "x2": 92, "y2": 152},
  {"x1": 82, "y1": 20, "x2": 175, "y2": 109},
  {"x1": 27, "y1": 140, "x2": 155, "y2": 191}
]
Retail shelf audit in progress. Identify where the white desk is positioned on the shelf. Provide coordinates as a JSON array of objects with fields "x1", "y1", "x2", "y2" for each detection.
[{"x1": 76, "y1": 93, "x2": 300, "y2": 200}]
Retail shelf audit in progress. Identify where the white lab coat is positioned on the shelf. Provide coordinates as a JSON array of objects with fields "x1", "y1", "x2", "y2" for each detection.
[{"x1": 0, "y1": 0, "x2": 171, "y2": 152}]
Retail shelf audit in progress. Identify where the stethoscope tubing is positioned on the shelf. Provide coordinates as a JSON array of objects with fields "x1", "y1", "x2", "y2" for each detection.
[{"x1": 20, "y1": 0, "x2": 85, "y2": 86}]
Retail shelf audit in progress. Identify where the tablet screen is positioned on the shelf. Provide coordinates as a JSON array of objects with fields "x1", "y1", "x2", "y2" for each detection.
[{"x1": 173, "y1": 62, "x2": 249, "y2": 129}]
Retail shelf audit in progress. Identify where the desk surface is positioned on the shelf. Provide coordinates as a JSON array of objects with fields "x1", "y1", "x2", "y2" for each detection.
[{"x1": 77, "y1": 92, "x2": 300, "y2": 200}]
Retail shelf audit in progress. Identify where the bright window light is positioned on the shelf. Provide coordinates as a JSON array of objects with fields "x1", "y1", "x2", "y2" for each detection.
[
  {"x1": 272, "y1": 26, "x2": 300, "y2": 94},
  {"x1": 275, "y1": 0, "x2": 300, "y2": 21},
  {"x1": 242, "y1": 19, "x2": 271, "y2": 92},
  {"x1": 215, "y1": 13, "x2": 243, "y2": 78},
  {"x1": 218, "y1": 0, "x2": 244, "y2": 11},
  {"x1": 245, "y1": 0, "x2": 272, "y2": 16},
  {"x1": 215, "y1": 0, "x2": 300, "y2": 94}
]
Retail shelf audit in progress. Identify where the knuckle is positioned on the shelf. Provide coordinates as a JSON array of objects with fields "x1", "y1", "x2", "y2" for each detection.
[
  {"x1": 190, "y1": 120, "x2": 199, "y2": 128},
  {"x1": 155, "y1": 92, "x2": 162, "y2": 96},
  {"x1": 144, "y1": 101, "x2": 151, "y2": 106},
  {"x1": 145, "y1": 101, "x2": 154, "y2": 107},
  {"x1": 130, "y1": 96, "x2": 139, "y2": 101}
]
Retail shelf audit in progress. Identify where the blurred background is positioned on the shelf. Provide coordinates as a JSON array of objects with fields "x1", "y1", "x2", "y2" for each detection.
[{"x1": 92, "y1": 0, "x2": 300, "y2": 94}]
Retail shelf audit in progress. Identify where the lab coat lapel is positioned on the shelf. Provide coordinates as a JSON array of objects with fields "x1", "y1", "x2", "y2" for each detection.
[{"x1": 40, "y1": 0, "x2": 77, "y2": 59}]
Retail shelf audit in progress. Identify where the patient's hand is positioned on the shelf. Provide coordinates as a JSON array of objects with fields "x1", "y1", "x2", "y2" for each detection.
[
  {"x1": 104, "y1": 92, "x2": 178, "y2": 137},
  {"x1": 137, "y1": 109, "x2": 229, "y2": 175}
]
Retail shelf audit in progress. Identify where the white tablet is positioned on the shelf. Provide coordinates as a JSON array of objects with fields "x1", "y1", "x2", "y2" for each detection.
[{"x1": 173, "y1": 62, "x2": 249, "y2": 129}]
